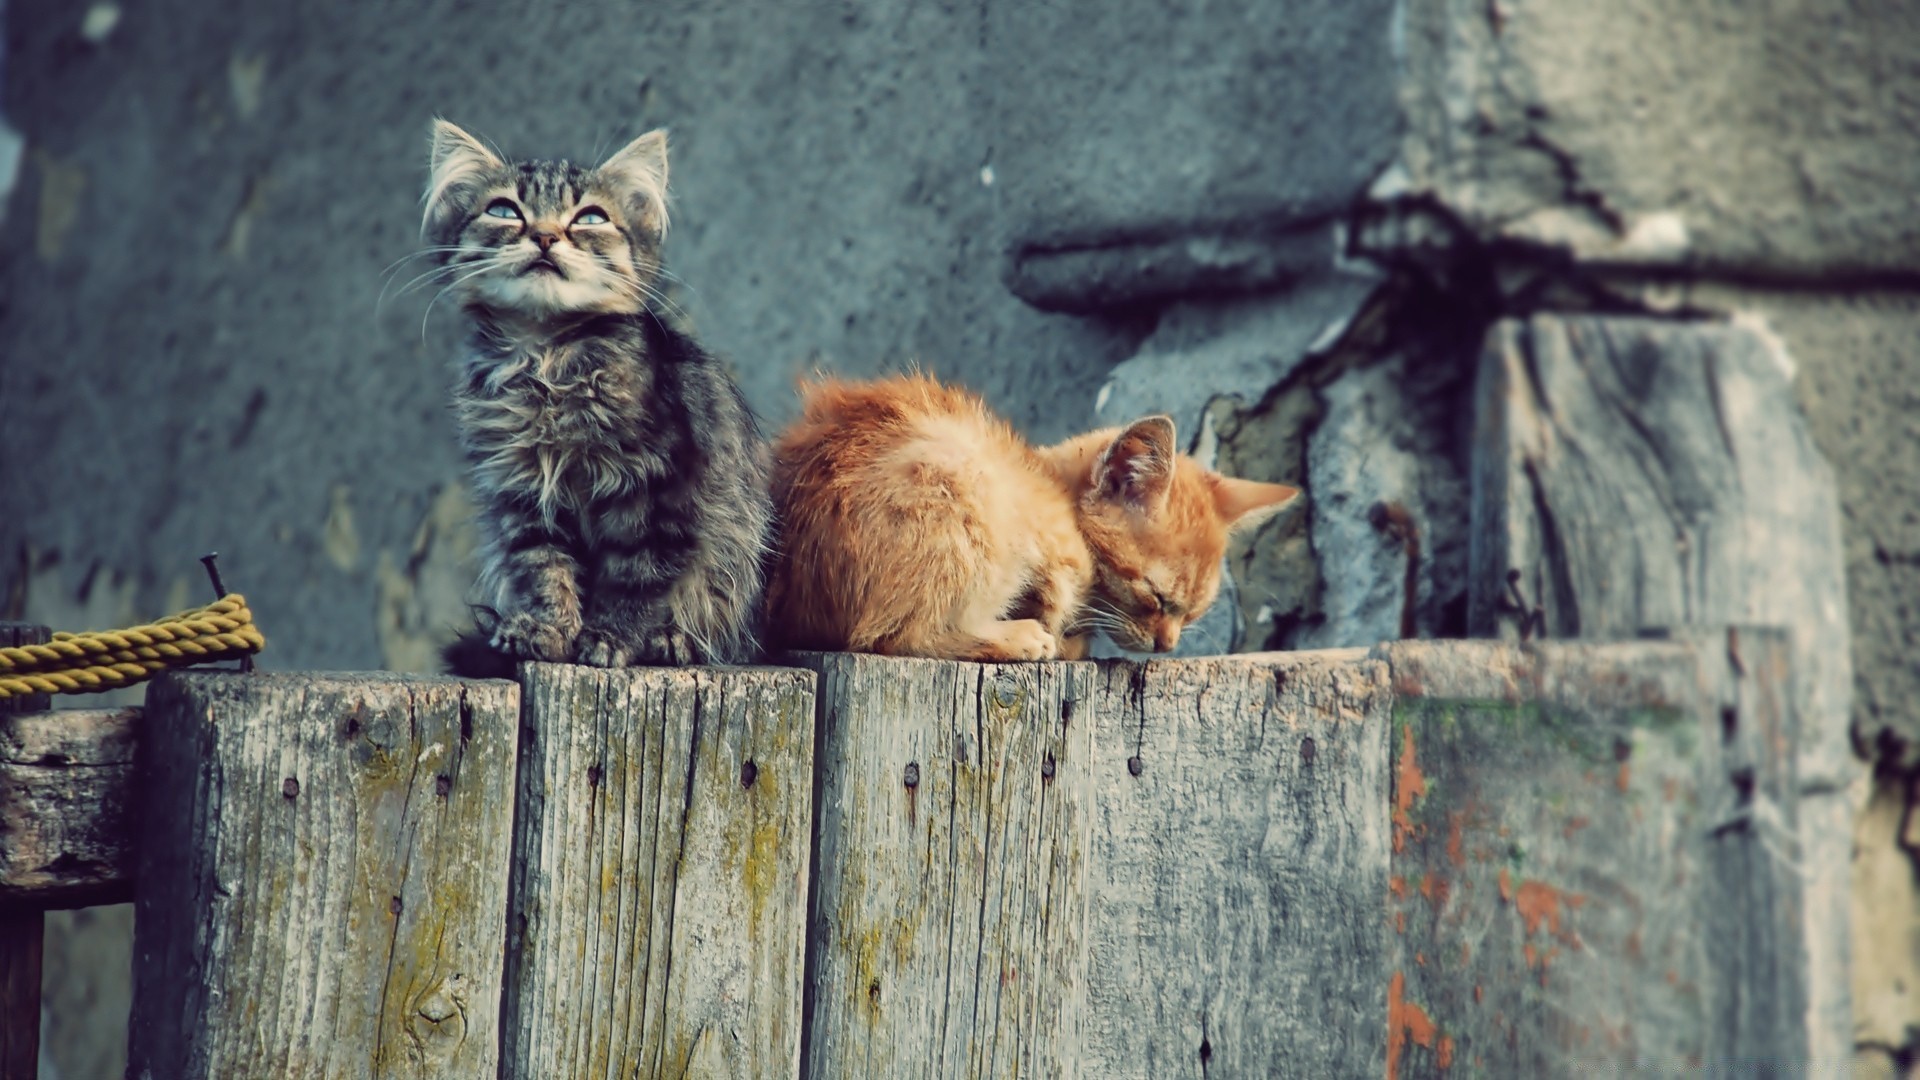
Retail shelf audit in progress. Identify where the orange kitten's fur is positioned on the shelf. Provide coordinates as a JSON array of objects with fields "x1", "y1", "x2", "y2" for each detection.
[{"x1": 767, "y1": 373, "x2": 1299, "y2": 662}]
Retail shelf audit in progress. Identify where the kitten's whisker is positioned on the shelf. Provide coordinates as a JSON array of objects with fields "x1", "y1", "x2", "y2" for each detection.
[{"x1": 421, "y1": 259, "x2": 505, "y2": 341}]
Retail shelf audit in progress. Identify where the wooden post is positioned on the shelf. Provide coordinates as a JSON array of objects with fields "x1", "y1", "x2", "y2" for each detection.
[
  {"x1": 502, "y1": 664, "x2": 817, "y2": 1080},
  {"x1": 1084, "y1": 649, "x2": 1394, "y2": 1079},
  {"x1": 801, "y1": 653, "x2": 1094, "y2": 1080},
  {"x1": 0, "y1": 622, "x2": 50, "y2": 1080},
  {"x1": 127, "y1": 671, "x2": 521, "y2": 1079},
  {"x1": 1380, "y1": 633, "x2": 1808, "y2": 1076},
  {"x1": 1, "y1": 707, "x2": 138, "y2": 909},
  {"x1": 1467, "y1": 314, "x2": 1854, "y2": 1060}
]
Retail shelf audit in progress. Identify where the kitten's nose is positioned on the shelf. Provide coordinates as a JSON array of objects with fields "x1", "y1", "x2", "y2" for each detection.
[
  {"x1": 530, "y1": 226, "x2": 560, "y2": 251},
  {"x1": 1154, "y1": 622, "x2": 1180, "y2": 652}
]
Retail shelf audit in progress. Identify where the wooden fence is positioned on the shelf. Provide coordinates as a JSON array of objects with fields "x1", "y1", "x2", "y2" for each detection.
[{"x1": 1, "y1": 628, "x2": 1815, "y2": 1078}]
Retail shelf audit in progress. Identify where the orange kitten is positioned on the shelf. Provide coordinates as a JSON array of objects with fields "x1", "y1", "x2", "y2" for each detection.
[{"x1": 766, "y1": 372, "x2": 1299, "y2": 662}]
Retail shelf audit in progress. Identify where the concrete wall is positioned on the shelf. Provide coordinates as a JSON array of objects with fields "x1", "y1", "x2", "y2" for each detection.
[{"x1": 4, "y1": 0, "x2": 1916, "y2": 1074}]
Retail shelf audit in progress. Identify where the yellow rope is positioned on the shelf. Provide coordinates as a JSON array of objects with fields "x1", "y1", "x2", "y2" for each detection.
[{"x1": 0, "y1": 594, "x2": 266, "y2": 700}]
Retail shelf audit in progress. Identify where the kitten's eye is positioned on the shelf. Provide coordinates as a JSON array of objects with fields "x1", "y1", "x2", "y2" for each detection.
[
  {"x1": 484, "y1": 199, "x2": 523, "y2": 220},
  {"x1": 572, "y1": 207, "x2": 610, "y2": 226}
]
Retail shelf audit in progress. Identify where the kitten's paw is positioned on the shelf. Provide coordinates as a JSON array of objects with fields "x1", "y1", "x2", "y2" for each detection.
[
  {"x1": 636, "y1": 627, "x2": 699, "y2": 667},
  {"x1": 994, "y1": 619, "x2": 1059, "y2": 662},
  {"x1": 573, "y1": 628, "x2": 637, "y2": 668},
  {"x1": 490, "y1": 611, "x2": 576, "y2": 662}
]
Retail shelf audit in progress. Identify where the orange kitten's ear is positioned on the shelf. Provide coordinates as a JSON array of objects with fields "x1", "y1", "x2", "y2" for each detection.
[
  {"x1": 1094, "y1": 416, "x2": 1178, "y2": 512},
  {"x1": 423, "y1": 119, "x2": 504, "y2": 235},
  {"x1": 1209, "y1": 474, "x2": 1300, "y2": 533},
  {"x1": 597, "y1": 129, "x2": 671, "y2": 234}
]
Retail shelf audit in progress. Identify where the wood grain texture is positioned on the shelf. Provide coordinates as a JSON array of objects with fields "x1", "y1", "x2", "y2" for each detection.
[
  {"x1": 1085, "y1": 648, "x2": 1392, "y2": 1079},
  {"x1": 128, "y1": 671, "x2": 521, "y2": 1080},
  {"x1": 1467, "y1": 314, "x2": 1854, "y2": 1059},
  {"x1": 1380, "y1": 634, "x2": 1808, "y2": 1077},
  {"x1": 1, "y1": 707, "x2": 137, "y2": 909},
  {"x1": 0, "y1": 622, "x2": 49, "y2": 1080},
  {"x1": 801, "y1": 653, "x2": 1094, "y2": 1080},
  {"x1": 503, "y1": 663, "x2": 817, "y2": 1080}
]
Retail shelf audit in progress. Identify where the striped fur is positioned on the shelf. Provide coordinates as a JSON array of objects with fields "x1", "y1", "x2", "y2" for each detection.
[{"x1": 424, "y1": 121, "x2": 771, "y2": 669}]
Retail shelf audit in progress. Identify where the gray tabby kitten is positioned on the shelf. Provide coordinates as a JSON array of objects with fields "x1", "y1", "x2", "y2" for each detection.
[{"x1": 423, "y1": 120, "x2": 771, "y2": 669}]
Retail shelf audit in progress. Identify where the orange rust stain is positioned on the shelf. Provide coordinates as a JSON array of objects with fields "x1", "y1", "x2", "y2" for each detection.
[
  {"x1": 1563, "y1": 815, "x2": 1590, "y2": 839},
  {"x1": 1624, "y1": 929, "x2": 1644, "y2": 960},
  {"x1": 1389, "y1": 875, "x2": 1410, "y2": 900},
  {"x1": 1386, "y1": 971, "x2": 1440, "y2": 1080},
  {"x1": 1395, "y1": 910, "x2": 1407, "y2": 934},
  {"x1": 1416, "y1": 952, "x2": 1427, "y2": 967},
  {"x1": 1616, "y1": 762, "x2": 1631, "y2": 793},
  {"x1": 1460, "y1": 942, "x2": 1471, "y2": 965},
  {"x1": 1665, "y1": 969, "x2": 1679, "y2": 986},
  {"x1": 1438, "y1": 1035, "x2": 1456, "y2": 1068},
  {"x1": 1472, "y1": 984, "x2": 1484, "y2": 1004},
  {"x1": 1514, "y1": 880, "x2": 1581, "y2": 938},
  {"x1": 1392, "y1": 724, "x2": 1428, "y2": 855},
  {"x1": 1446, "y1": 813, "x2": 1466, "y2": 868},
  {"x1": 1419, "y1": 873, "x2": 1451, "y2": 911},
  {"x1": 1498, "y1": 868, "x2": 1512, "y2": 902},
  {"x1": 1663, "y1": 778, "x2": 1678, "y2": 802}
]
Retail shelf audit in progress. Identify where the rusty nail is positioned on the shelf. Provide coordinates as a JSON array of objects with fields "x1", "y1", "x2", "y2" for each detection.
[
  {"x1": 389, "y1": 896, "x2": 403, "y2": 916},
  {"x1": 1127, "y1": 755, "x2": 1144, "y2": 777},
  {"x1": 903, "y1": 761, "x2": 920, "y2": 790},
  {"x1": 1041, "y1": 753, "x2": 1056, "y2": 781},
  {"x1": 435, "y1": 774, "x2": 452, "y2": 797},
  {"x1": 282, "y1": 777, "x2": 299, "y2": 800},
  {"x1": 199, "y1": 551, "x2": 254, "y2": 672},
  {"x1": 200, "y1": 552, "x2": 230, "y2": 598},
  {"x1": 1300, "y1": 737, "x2": 1316, "y2": 765},
  {"x1": 741, "y1": 759, "x2": 758, "y2": 789}
]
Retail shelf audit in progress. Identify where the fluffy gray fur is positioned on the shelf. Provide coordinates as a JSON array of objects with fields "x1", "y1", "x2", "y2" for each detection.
[{"x1": 422, "y1": 120, "x2": 771, "y2": 667}]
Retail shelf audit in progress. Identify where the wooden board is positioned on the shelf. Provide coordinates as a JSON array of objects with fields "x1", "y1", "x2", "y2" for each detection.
[
  {"x1": 0, "y1": 622, "x2": 50, "y2": 1080},
  {"x1": 502, "y1": 664, "x2": 817, "y2": 1080},
  {"x1": 1, "y1": 707, "x2": 137, "y2": 909},
  {"x1": 1467, "y1": 314, "x2": 1853, "y2": 1061},
  {"x1": 800, "y1": 653, "x2": 1094, "y2": 1080},
  {"x1": 127, "y1": 671, "x2": 521, "y2": 1079},
  {"x1": 1380, "y1": 634, "x2": 1808, "y2": 1076},
  {"x1": 1084, "y1": 649, "x2": 1392, "y2": 1079}
]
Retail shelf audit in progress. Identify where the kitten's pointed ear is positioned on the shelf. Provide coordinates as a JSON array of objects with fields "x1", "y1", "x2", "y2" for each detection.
[
  {"x1": 1094, "y1": 416, "x2": 1178, "y2": 512},
  {"x1": 597, "y1": 129, "x2": 671, "y2": 234},
  {"x1": 423, "y1": 119, "x2": 504, "y2": 237},
  {"x1": 1209, "y1": 474, "x2": 1301, "y2": 533}
]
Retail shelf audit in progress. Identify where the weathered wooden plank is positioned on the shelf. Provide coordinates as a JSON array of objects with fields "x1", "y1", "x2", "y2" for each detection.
[
  {"x1": 502, "y1": 664, "x2": 816, "y2": 1080},
  {"x1": 1381, "y1": 634, "x2": 1808, "y2": 1077},
  {"x1": 1467, "y1": 314, "x2": 1853, "y2": 1060},
  {"x1": 128, "y1": 671, "x2": 521, "y2": 1079},
  {"x1": 801, "y1": 653, "x2": 1094, "y2": 1080},
  {"x1": 1084, "y1": 649, "x2": 1392, "y2": 1079},
  {"x1": 1, "y1": 707, "x2": 137, "y2": 909},
  {"x1": 0, "y1": 621, "x2": 50, "y2": 1079}
]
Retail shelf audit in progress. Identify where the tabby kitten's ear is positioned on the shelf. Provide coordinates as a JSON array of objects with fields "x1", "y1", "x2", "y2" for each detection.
[
  {"x1": 1209, "y1": 474, "x2": 1301, "y2": 533},
  {"x1": 596, "y1": 129, "x2": 671, "y2": 235},
  {"x1": 1094, "y1": 416, "x2": 1178, "y2": 512},
  {"x1": 423, "y1": 119, "x2": 505, "y2": 237}
]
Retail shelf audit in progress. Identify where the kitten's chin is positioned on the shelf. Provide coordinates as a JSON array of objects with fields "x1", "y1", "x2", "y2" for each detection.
[{"x1": 469, "y1": 275, "x2": 643, "y2": 319}]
